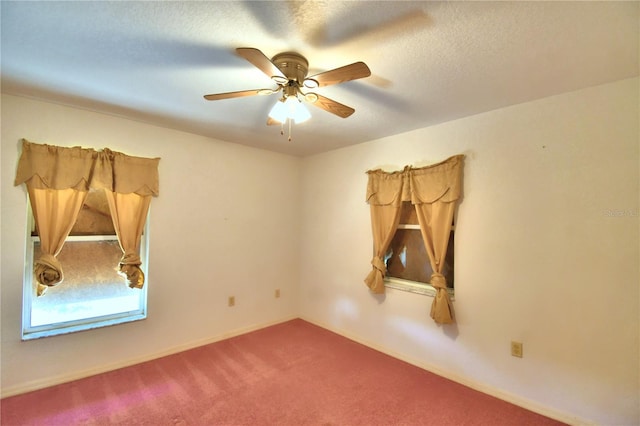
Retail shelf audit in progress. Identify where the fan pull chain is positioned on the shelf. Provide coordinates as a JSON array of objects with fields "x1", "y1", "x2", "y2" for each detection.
[{"x1": 277, "y1": 119, "x2": 294, "y2": 142}]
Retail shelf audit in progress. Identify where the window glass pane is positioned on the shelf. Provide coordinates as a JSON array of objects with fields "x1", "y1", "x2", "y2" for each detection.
[
  {"x1": 385, "y1": 229, "x2": 454, "y2": 288},
  {"x1": 23, "y1": 182, "x2": 149, "y2": 340},
  {"x1": 399, "y1": 201, "x2": 419, "y2": 225},
  {"x1": 70, "y1": 189, "x2": 115, "y2": 236},
  {"x1": 30, "y1": 239, "x2": 141, "y2": 327}
]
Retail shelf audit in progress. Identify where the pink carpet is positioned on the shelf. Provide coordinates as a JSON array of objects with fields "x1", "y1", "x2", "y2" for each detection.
[{"x1": 1, "y1": 319, "x2": 565, "y2": 425}]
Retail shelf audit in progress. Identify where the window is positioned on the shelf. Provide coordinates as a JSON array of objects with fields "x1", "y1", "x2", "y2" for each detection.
[
  {"x1": 22, "y1": 189, "x2": 149, "y2": 340},
  {"x1": 384, "y1": 201, "x2": 455, "y2": 298}
]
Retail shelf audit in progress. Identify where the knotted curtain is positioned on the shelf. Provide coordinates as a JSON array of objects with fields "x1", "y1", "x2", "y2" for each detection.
[
  {"x1": 365, "y1": 155, "x2": 464, "y2": 324},
  {"x1": 14, "y1": 139, "x2": 160, "y2": 294}
]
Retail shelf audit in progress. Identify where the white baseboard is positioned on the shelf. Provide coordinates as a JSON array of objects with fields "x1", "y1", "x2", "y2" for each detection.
[
  {"x1": 299, "y1": 316, "x2": 593, "y2": 426},
  {"x1": 1, "y1": 315, "x2": 297, "y2": 399}
]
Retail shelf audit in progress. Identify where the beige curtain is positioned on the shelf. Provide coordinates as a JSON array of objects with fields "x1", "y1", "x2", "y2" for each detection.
[
  {"x1": 14, "y1": 142, "x2": 97, "y2": 295},
  {"x1": 104, "y1": 149, "x2": 159, "y2": 289},
  {"x1": 105, "y1": 192, "x2": 152, "y2": 289},
  {"x1": 410, "y1": 157, "x2": 463, "y2": 324},
  {"x1": 414, "y1": 202, "x2": 457, "y2": 323},
  {"x1": 28, "y1": 187, "x2": 88, "y2": 296},
  {"x1": 364, "y1": 169, "x2": 407, "y2": 293},
  {"x1": 14, "y1": 139, "x2": 160, "y2": 294},
  {"x1": 365, "y1": 155, "x2": 464, "y2": 324}
]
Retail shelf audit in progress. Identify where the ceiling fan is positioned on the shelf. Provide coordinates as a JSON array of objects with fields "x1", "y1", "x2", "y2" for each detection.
[{"x1": 204, "y1": 48, "x2": 371, "y2": 135}]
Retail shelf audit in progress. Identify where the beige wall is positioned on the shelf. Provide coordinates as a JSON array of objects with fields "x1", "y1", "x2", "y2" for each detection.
[
  {"x1": 299, "y1": 77, "x2": 639, "y2": 425},
  {"x1": 1, "y1": 77, "x2": 638, "y2": 425},
  {"x1": 1, "y1": 95, "x2": 301, "y2": 394}
]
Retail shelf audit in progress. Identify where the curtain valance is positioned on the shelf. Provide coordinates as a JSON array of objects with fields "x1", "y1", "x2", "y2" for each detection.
[
  {"x1": 14, "y1": 139, "x2": 160, "y2": 196},
  {"x1": 366, "y1": 155, "x2": 463, "y2": 206}
]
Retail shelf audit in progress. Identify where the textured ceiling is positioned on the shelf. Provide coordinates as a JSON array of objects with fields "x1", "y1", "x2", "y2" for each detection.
[{"x1": 1, "y1": 1, "x2": 638, "y2": 157}]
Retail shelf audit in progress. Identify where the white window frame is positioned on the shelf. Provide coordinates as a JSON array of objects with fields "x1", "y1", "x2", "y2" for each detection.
[
  {"x1": 21, "y1": 204, "x2": 149, "y2": 340},
  {"x1": 384, "y1": 223, "x2": 455, "y2": 300}
]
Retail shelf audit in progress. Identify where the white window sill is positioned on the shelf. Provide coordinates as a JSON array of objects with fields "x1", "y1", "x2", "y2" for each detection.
[{"x1": 384, "y1": 277, "x2": 455, "y2": 301}]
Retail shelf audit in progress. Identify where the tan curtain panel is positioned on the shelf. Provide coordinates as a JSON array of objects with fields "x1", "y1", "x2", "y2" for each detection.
[
  {"x1": 105, "y1": 191, "x2": 152, "y2": 289},
  {"x1": 28, "y1": 187, "x2": 88, "y2": 296},
  {"x1": 14, "y1": 139, "x2": 160, "y2": 294},
  {"x1": 364, "y1": 169, "x2": 404, "y2": 293},
  {"x1": 365, "y1": 155, "x2": 464, "y2": 324}
]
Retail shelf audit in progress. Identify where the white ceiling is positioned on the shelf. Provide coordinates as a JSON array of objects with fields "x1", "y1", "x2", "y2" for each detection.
[{"x1": 1, "y1": 1, "x2": 638, "y2": 157}]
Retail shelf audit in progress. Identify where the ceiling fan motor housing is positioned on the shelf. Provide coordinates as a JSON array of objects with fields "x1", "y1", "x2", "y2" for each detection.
[{"x1": 271, "y1": 52, "x2": 309, "y2": 85}]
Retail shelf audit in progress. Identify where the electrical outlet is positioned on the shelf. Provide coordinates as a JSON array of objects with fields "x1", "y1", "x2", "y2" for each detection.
[
  {"x1": 228, "y1": 296, "x2": 235, "y2": 307},
  {"x1": 275, "y1": 289, "x2": 280, "y2": 298},
  {"x1": 511, "y1": 341, "x2": 523, "y2": 358}
]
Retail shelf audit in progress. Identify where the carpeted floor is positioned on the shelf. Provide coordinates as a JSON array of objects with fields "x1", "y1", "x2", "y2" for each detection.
[{"x1": 1, "y1": 319, "x2": 565, "y2": 425}]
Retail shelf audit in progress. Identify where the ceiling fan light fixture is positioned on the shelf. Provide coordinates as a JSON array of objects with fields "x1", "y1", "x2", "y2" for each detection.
[
  {"x1": 205, "y1": 47, "x2": 371, "y2": 138},
  {"x1": 268, "y1": 95, "x2": 310, "y2": 124},
  {"x1": 268, "y1": 98, "x2": 288, "y2": 123},
  {"x1": 271, "y1": 75, "x2": 289, "y2": 85},
  {"x1": 303, "y1": 78, "x2": 319, "y2": 89},
  {"x1": 304, "y1": 92, "x2": 319, "y2": 103},
  {"x1": 289, "y1": 97, "x2": 311, "y2": 123}
]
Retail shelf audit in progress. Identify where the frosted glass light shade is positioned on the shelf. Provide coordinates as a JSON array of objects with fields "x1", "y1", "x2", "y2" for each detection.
[
  {"x1": 268, "y1": 96, "x2": 311, "y2": 124},
  {"x1": 268, "y1": 100, "x2": 288, "y2": 123},
  {"x1": 290, "y1": 98, "x2": 311, "y2": 123}
]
